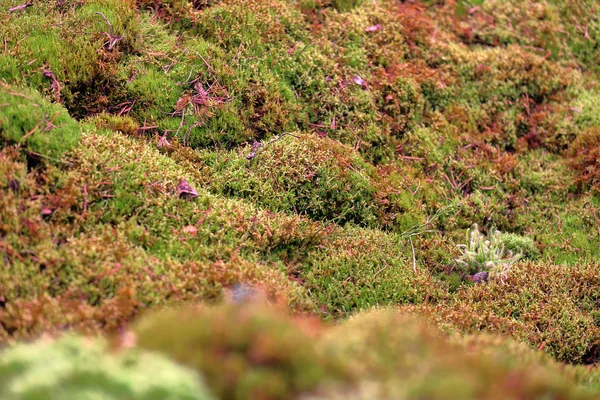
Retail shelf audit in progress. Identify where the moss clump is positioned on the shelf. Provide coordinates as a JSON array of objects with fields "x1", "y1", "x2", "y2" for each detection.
[
  {"x1": 499, "y1": 231, "x2": 540, "y2": 261},
  {"x1": 4, "y1": 0, "x2": 600, "y2": 395},
  {"x1": 201, "y1": 134, "x2": 397, "y2": 227},
  {"x1": 332, "y1": 0, "x2": 364, "y2": 12},
  {"x1": 121, "y1": 0, "x2": 310, "y2": 148},
  {"x1": 86, "y1": 112, "x2": 141, "y2": 136},
  {"x1": 0, "y1": 84, "x2": 80, "y2": 161},
  {"x1": 454, "y1": 0, "x2": 600, "y2": 73},
  {"x1": 316, "y1": 308, "x2": 596, "y2": 400},
  {"x1": 134, "y1": 303, "x2": 348, "y2": 400},
  {"x1": 0, "y1": 0, "x2": 138, "y2": 118},
  {"x1": 300, "y1": 227, "x2": 444, "y2": 317},
  {"x1": 568, "y1": 127, "x2": 600, "y2": 193},
  {"x1": 421, "y1": 261, "x2": 600, "y2": 364},
  {"x1": 0, "y1": 334, "x2": 214, "y2": 400}
]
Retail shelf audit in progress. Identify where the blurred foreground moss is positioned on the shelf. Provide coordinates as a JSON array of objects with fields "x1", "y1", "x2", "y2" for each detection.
[
  {"x1": 134, "y1": 302, "x2": 349, "y2": 400},
  {"x1": 135, "y1": 304, "x2": 600, "y2": 400},
  {"x1": 0, "y1": 334, "x2": 215, "y2": 400}
]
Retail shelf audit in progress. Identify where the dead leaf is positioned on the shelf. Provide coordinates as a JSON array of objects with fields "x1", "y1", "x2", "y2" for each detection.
[
  {"x1": 177, "y1": 179, "x2": 198, "y2": 200},
  {"x1": 157, "y1": 134, "x2": 171, "y2": 148},
  {"x1": 352, "y1": 75, "x2": 367, "y2": 88}
]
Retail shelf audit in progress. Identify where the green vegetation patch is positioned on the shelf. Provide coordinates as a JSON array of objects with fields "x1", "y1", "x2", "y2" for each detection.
[
  {"x1": 0, "y1": 334, "x2": 215, "y2": 400},
  {"x1": 0, "y1": 84, "x2": 80, "y2": 160},
  {"x1": 200, "y1": 133, "x2": 407, "y2": 227}
]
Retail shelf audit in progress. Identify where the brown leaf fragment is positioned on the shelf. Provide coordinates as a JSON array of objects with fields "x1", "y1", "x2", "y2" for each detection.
[
  {"x1": 157, "y1": 134, "x2": 171, "y2": 148},
  {"x1": 365, "y1": 24, "x2": 381, "y2": 32},
  {"x1": 177, "y1": 179, "x2": 198, "y2": 200}
]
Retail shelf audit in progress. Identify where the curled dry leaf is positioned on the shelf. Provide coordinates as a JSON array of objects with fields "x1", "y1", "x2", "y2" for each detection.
[
  {"x1": 177, "y1": 178, "x2": 198, "y2": 200},
  {"x1": 157, "y1": 134, "x2": 171, "y2": 148},
  {"x1": 42, "y1": 69, "x2": 61, "y2": 102},
  {"x1": 352, "y1": 75, "x2": 367, "y2": 88}
]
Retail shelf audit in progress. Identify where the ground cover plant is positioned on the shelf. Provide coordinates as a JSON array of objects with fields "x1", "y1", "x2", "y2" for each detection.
[{"x1": 2, "y1": 0, "x2": 600, "y2": 398}]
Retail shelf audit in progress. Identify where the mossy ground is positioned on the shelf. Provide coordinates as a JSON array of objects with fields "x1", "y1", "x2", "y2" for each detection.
[{"x1": 2, "y1": 0, "x2": 600, "y2": 398}]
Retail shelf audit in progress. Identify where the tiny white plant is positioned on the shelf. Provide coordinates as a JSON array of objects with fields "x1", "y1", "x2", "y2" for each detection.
[{"x1": 455, "y1": 224, "x2": 522, "y2": 283}]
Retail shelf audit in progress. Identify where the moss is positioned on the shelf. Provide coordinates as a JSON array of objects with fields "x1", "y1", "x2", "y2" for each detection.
[
  {"x1": 316, "y1": 308, "x2": 596, "y2": 399},
  {"x1": 4, "y1": 0, "x2": 600, "y2": 395},
  {"x1": 201, "y1": 134, "x2": 387, "y2": 226},
  {"x1": 455, "y1": 0, "x2": 600, "y2": 73},
  {"x1": 332, "y1": 0, "x2": 364, "y2": 12},
  {"x1": 568, "y1": 127, "x2": 600, "y2": 192},
  {"x1": 0, "y1": 0, "x2": 139, "y2": 118},
  {"x1": 0, "y1": 132, "x2": 320, "y2": 339},
  {"x1": 499, "y1": 232, "x2": 540, "y2": 261},
  {"x1": 299, "y1": 226, "x2": 446, "y2": 317},
  {"x1": 134, "y1": 303, "x2": 349, "y2": 400},
  {"x1": 0, "y1": 84, "x2": 80, "y2": 161},
  {"x1": 421, "y1": 260, "x2": 600, "y2": 364},
  {"x1": 86, "y1": 112, "x2": 140, "y2": 136},
  {"x1": 0, "y1": 334, "x2": 214, "y2": 400}
]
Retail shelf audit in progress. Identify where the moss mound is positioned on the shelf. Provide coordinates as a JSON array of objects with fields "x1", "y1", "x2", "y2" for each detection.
[
  {"x1": 319, "y1": 308, "x2": 597, "y2": 400},
  {"x1": 136, "y1": 305, "x2": 600, "y2": 399},
  {"x1": 3, "y1": 0, "x2": 600, "y2": 397},
  {"x1": 0, "y1": 84, "x2": 80, "y2": 161},
  {"x1": 134, "y1": 303, "x2": 348, "y2": 400},
  {"x1": 420, "y1": 261, "x2": 600, "y2": 364},
  {"x1": 0, "y1": 334, "x2": 214, "y2": 400}
]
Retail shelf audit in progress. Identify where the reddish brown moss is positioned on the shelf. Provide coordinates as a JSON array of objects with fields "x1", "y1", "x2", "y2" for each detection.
[
  {"x1": 418, "y1": 261, "x2": 600, "y2": 364},
  {"x1": 568, "y1": 127, "x2": 600, "y2": 193}
]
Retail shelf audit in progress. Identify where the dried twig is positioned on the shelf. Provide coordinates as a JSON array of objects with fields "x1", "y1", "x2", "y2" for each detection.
[
  {"x1": 410, "y1": 235, "x2": 417, "y2": 273},
  {"x1": 21, "y1": 124, "x2": 39, "y2": 141},
  {"x1": 42, "y1": 68, "x2": 61, "y2": 102},
  {"x1": 8, "y1": 3, "x2": 32, "y2": 12},
  {"x1": 372, "y1": 264, "x2": 389, "y2": 280},
  {"x1": 95, "y1": 11, "x2": 114, "y2": 34},
  {"x1": 82, "y1": 184, "x2": 88, "y2": 217},
  {"x1": 95, "y1": 12, "x2": 123, "y2": 51}
]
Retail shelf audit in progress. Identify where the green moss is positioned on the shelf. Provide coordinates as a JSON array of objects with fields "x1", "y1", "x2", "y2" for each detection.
[
  {"x1": 499, "y1": 232, "x2": 540, "y2": 261},
  {"x1": 86, "y1": 112, "x2": 140, "y2": 135},
  {"x1": 332, "y1": 0, "x2": 364, "y2": 12},
  {"x1": 0, "y1": 84, "x2": 80, "y2": 160},
  {"x1": 0, "y1": 0, "x2": 139, "y2": 117},
  {"x1": 300, "y1": 227, "x2": 444, "y2": 316},
  {"x1": 0, "y1": 334, "x2": 214, "y2": 400},
  {"x1": 4, "y1": 0, "x2": 600, "y2": 395},
  {"x1": 201, "y1": 134, "x2": 384, "y2": 226},
  {"x1": 457, "y1": 0, "x2": 600, "y2": 73}
]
